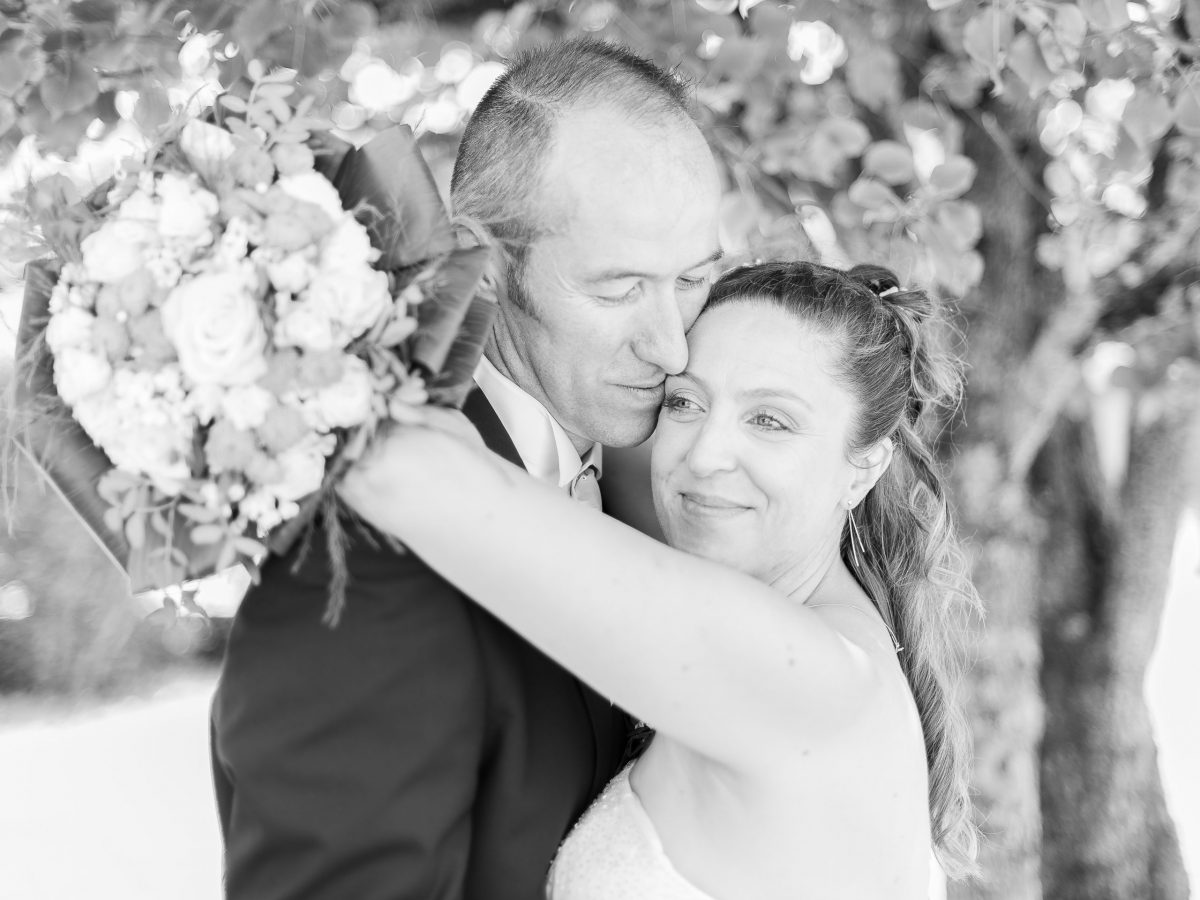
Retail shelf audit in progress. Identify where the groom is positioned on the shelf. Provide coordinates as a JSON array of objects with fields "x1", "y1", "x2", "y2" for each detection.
[{"x1": 211, "y1": 38, "x2": 722, "y2": 900}]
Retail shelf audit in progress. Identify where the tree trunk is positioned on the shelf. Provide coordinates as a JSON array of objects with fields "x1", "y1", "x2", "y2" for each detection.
[
  {"x1": 947, "y1": 99, "x2": 1052, "y2": 900},
  {"x1": 1037, "y1": 384, "x2": 1197, "y2": 899},
  {"x1": 948, "y1": 90, "x2": 1193, "y2": 897}
]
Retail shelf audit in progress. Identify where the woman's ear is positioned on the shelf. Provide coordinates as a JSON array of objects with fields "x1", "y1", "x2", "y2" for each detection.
[{"x1": 845, "y1": 437, "x2": 894, "y2": 508}]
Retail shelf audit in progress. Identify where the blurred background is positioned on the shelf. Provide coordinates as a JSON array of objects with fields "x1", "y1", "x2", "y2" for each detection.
[{"x1": 0, "y1": 1, "x2": 1197, "y2": 898}]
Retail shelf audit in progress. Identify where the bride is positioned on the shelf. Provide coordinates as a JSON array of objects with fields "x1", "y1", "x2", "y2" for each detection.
[{"x1": 339, "y1": 260, "x2": 981, "y2": 898}]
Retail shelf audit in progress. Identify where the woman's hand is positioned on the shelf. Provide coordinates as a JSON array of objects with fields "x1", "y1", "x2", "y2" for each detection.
[
  {"x1": 337, "y1": 406, "x2": 486, "y2": 528},
  {"x1": 407, "y1": 405, "x2": 487, "y2": 452}
]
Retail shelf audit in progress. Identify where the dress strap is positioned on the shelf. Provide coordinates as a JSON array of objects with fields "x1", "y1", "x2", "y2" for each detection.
[{"x1": 807, "y1": 602, "x2": 903, "y2": 653}]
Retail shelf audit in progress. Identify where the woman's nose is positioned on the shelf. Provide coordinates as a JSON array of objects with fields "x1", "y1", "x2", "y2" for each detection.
[{"x1": 685, "y1": 415, "x2": 737, "y2": 477}]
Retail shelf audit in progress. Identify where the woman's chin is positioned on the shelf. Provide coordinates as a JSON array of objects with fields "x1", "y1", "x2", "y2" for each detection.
[{"x1": 666, "y1": 527, "x2": 744, "y2": 570}]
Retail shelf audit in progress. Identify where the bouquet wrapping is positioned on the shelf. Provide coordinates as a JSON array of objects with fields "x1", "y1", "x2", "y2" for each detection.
[{"x1": 11, "y1": 77, "x2": 497, "y2": 623}]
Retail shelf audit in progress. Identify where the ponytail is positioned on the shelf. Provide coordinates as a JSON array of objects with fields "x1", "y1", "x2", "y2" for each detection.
[{"x1": 846, "y1": 263, "x2": 981, "y2": 878}]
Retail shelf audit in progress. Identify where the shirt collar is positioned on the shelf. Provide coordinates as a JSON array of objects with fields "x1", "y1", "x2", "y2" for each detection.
[{"x1": 473, "y1": 356, "x2": 602, "y2": 488}]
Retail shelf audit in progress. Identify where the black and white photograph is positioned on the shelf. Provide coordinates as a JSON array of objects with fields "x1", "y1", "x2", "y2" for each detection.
[{"x1": 0, "y1": 1, "x2": 1197, "y2": 898}]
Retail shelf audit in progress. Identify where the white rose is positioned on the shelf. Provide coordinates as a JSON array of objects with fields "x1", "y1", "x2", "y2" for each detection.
[
  {"x1": 306, "y1": 267, "x2": 392, "y2": 343},
  {"x1": 161, "y1": 269, "x2": 268, "y2": 386},
  {"x1": 277, "y1": 172, "x2": 347, "y2": 224},
  {"x1": 180, "y1": 119, "x2": 236, "y2": 183},
  {"x1": 117, "y1": 189, "x2": 159, "y2": 225},
  {"x1": 80, "y1": 220, "x2": 155, "y2": 284},
  {"x1": 265, "y1": 434, "x2": 335, "y2": 501},
  {"x1": 273, "y1": 300, "x2": 337, "y2": 352},
  {"x1": 267, "y1": 252, "x2": 314, "y2": 294},
  {"x1": 320, "y1": 218, "x2": 378, "y2": 271},
  {"x1": 53, "y1": 348, "x2": 112, "y2": 405},
  {"x1": 157, "y1": 172, "x2": 219, "y2": 248},
  {"x1": 220, "y1": 384, "x2": 274, "y2": 430},
  {"x1": 46, "y1": 307, "x2": 96, "y2": 354},
  {"x1": 310, "y1": 355, "x2": 374, "y2": 430}
]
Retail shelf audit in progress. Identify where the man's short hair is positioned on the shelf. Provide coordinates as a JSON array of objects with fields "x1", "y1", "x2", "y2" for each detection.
[{"x1": 450, "y1": 38, "x2": 696, "y2": 308}]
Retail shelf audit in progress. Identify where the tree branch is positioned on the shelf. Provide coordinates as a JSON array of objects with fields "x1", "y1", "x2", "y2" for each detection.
[
  {"x1": 968, "y1": 108, "x2": 1054, "y2": 218},
  {"x1": 1006, "y1": 206, "x2": 1200, "y2": 481}
]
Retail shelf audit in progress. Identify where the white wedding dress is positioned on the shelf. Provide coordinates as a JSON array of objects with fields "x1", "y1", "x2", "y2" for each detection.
[{"x1": 546, "y1": 763, "x2": 714, "y2": 900}]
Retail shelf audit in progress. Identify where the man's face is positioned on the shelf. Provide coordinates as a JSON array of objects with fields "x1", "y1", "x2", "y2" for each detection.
[{"x1": 492, "y1": 107, "x2": 723, "y2": 449}]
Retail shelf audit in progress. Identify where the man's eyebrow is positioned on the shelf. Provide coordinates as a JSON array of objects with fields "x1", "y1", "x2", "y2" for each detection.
[
  {"x1": 583, "y1": 248, "x2": 725, "y2": 285},
  {"x1": 692, "y1": 248, "x2": 725, "y2": 268}
]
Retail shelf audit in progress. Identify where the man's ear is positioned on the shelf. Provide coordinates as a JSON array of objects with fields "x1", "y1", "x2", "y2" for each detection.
[{"x1": 846, "y1": 437, "x2": 894, "y2": 508}]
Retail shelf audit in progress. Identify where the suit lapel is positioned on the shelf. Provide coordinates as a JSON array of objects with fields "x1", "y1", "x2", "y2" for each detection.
[
  {"x1": 462, "y1": 386, "x2": 523, "y2": 468},
  {"x1": 461, "y1": 384, "x2": 626, "y2": 795}
]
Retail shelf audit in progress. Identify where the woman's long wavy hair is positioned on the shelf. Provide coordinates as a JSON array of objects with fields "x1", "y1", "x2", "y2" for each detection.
[{"x1": 704, "y1": 260, "x2": 982, "y2": 879}]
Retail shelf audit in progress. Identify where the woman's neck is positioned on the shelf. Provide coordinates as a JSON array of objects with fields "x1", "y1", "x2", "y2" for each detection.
[{"x1": 765, "y1": 533, "x2": 845, "y2": 605}]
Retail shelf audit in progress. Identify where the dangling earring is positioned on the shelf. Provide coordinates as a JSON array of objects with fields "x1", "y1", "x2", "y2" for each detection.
[{"x1": 846, "y1": 502, "x2": 867, "y2": 571}]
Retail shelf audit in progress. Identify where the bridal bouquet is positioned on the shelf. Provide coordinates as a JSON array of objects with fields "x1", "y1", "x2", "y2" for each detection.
[{"x1": 11, "y1": 72, "x2": 496, "y2": 623}]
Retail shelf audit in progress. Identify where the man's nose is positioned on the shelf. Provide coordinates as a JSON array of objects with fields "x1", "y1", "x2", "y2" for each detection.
[
  {"x1": 686, "y1": 415, "x2": 737, "y2": 477},
  {"x1": 632, "y1": 283, "x2": 689, "y2": 375}
]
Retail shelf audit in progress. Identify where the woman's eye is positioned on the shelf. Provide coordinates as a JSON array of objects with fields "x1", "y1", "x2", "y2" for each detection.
[
  {"x1": 676, "y1": 273, "x2": 708, "y2": 291},
  {"x1": 664, "y1": 394, "x2": 701, "y2": 413},
  {"x1": 750, "y1": 412, "x2": 789, "y2": 431}
]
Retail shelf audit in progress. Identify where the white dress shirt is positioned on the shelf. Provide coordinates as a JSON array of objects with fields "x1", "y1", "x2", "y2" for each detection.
[{"x1": 473, "y1": 356, "x2": 603, "y2": 491}]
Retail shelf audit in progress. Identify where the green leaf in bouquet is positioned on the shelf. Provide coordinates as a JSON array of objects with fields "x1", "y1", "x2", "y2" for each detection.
[
  {"x1": 178, "y1": 502, "x2": 220, "y2": 523},
  {"x1": 235, "y1": 536, "x2": 267, "y2": 559},
  {"x1": 127, "y1": 542, "x2": 187, "y2": 593},
  {"x1": 410, "y1": 245, "x2": 493, "y2": 383},
  {"x1": 224, "y1": 116, "x2": 259, "y2": 146},
  {"x1": 255, "y1": 82, "x2": 296, "y2": 100},
  {"x1": 103, "y1": 506, "x2": 123, "y2": 535},
  {"x1": 426, "y1": 293, "x2": 500, "y2": 410},
  {"x1": 217, "y1": 536, "x2": 239, "y2": 572},
  {"x1": 126, "y1": 510, "x2": 244, "y2": 595},
  {"x1": 246, "y1": 103, "x2": 279, "y2": 134},
  {"x1": 189, "y1": 523, "x2": 225, "y2": 546},
  {"x1": 331, "y1": 126, "x2": 456, "y2": 271},
  {"x1": 148, "y1": 510, "x2": 173, "y2": 538},
  {"x1": 125, "y1": 511, "x2": 147, "y2": 549},
  {"x1": 218, "y1": 94, "x2": 248, "y2": 114},
  {"x1": 97, "y1": 468, "x2": 140, "y2": 506}
]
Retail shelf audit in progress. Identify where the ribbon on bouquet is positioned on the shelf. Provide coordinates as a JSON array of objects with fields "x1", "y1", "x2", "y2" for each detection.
[{"x1": 11, "y1": 125, "x2": 498, "y2": 597}]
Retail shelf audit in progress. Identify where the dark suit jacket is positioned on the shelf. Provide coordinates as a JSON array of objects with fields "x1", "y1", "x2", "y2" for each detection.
[{"x1": 211, "y1": 391, "x2": 630, "y2": 900}]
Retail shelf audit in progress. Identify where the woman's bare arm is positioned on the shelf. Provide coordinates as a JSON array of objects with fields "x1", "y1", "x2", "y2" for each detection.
[{"x1": 339, "y1": 423, "x2": 882, "y2": 767}]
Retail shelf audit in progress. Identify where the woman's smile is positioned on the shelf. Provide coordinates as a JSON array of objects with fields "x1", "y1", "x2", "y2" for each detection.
[{"x1": 677, "y1": 490, "x2": 755, "y2": 517}]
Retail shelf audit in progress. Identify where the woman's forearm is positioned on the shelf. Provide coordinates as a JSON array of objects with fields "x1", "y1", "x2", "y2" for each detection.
[{"x1": 341, "y1": 429, "x2": 878, "y2": 766}]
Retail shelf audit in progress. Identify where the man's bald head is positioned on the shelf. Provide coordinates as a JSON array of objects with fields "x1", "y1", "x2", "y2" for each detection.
[{"x1": 450, "y1": 38, "x2": 702, "y2": 307}]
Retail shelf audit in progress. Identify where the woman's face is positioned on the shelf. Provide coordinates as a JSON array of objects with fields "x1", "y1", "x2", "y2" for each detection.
[{"x1": 651, "y1": 300, "x2": 862, "y2": 585}]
